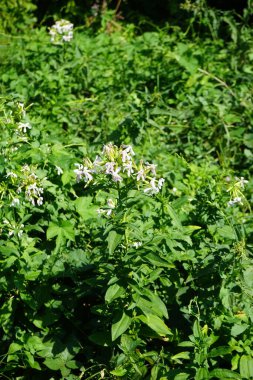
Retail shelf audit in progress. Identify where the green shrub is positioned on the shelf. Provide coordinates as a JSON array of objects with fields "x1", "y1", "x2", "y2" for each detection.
[{"x1": 0, "y1": 0, "x2": 36, "y2": 33}]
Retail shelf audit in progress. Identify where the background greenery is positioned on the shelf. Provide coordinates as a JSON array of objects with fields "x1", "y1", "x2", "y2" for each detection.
[{"x1": 0, "y1": 1, "x2": 253, "y2": 379}]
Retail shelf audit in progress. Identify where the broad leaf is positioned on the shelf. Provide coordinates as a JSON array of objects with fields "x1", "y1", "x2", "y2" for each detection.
[
  {"x1": 111, "y1": 312, "x2": 131, "y2": 341},
  {"x1": 105, "y1": 283, "x2": 125, "y2": 303},
  {"x1": 107, "y1": 230, "x2": 122, "y2": 255}
]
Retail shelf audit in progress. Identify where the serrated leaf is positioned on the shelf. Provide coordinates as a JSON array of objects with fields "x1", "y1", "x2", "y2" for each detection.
[
  {"x1": 110, "y1": 367, "x2": 127, "y2": 376},
  {"x1": 111, "y1": 312, "x2": 131, "y2": 341}
]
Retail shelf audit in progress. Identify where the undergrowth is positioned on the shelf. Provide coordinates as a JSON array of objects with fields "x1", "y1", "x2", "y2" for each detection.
[{"x1": 0, "y1": 2, "x2": 253, "y2": 379}]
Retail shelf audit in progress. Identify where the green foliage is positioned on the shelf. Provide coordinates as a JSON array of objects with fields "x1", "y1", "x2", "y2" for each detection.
[
  {"x1": 0, "y1": 6, "x2": 253, "y2": 380},
  {"x1": 0, "y1": 0, "x2": 36, "y2": 33}
]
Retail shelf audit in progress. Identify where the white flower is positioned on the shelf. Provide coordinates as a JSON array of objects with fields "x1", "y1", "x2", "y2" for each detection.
[
  {"x1": 136, "y1": 169, "x2": 146, "y2": 181},
  {"x1": 17, "y1": 122, "x2": 31, "y2": 133},
  {"x1": 74, "y1": 164, "x2": 84, "y2": 182},
  {"x1": 123, "y1": 161, "x2": 134, "y2": 177},
  {"x1": 228, "y1": 197, "x2": 242, "y2": 207},
  {"x1": 37, "y1": 197, "x2": 44, "y2": 206},
  {"x1": 74, "y1": 164, "x2": 93, "y2": 182},
  {"x1": 55, "y1": 166, "x2": 63, "y2": 175},
  {"x1": 6, "y1": 171, "x2": 17, "y2": 179},
  {"x1": 107, "y1": 198, "x2": 116, "y2": 209},
  {"x1": 121, "y1": 150, "x2": 131, "y2": 163},
  {"x1": 157, "y1": 178, "x2": 165, "y2": 189},
  {"x1": 144, "y1": 178, "x2": 159, "y2": 195},
  {"x1": 105, "y1": 162, "x2": 115, "y2": 174},
  {"x1": 62, "y1": 32, "x2": 73, "y2": 42},
  {"x1": 11, "y1": 198, "x2": 20, "y2": 207},
  {"x1": 49, "y1": 20, "x2": 74, "y2": 43},
  {"x1": 237, "y1": 177, "x2": 248, "y2": 188},
  {"x1": 122, "y1": 145, "x2": 135, "y2": 156},
  {"x1": 111, "y1": 167, "x2": 123, "y2": 182},
  {"x1": 145, "y1": 162, "x2": 157, "y2": 176},
  {"x1": 17, "y1": 229, "x2": 24, "y2": 238},
  {"x1": 121, "y1": 145, "x2": 135, "y2": 162},
  {"x1": 132, "y1": 241, "x2": 142, "y2": 248}
]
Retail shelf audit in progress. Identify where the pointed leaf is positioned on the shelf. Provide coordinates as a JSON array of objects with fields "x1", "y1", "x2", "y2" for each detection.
[
  {"x1": 140, "y1": 314, "x2": 172, "y2": 337},
  {"x1": 105, "y1": 283, "x2": 125, "y2": 303},
  {"x1": 111, "y1": 312, "x2": 131, "y2": 341},
  {"x1": 240, "y1": 355, "x2": 253, "y2": 378},
  {"x1": 107, "y1": 231, "x2": 122, "y2": 254},
  {"x1": 210, "y1": 368, "x2": 241, "y2": 379}
]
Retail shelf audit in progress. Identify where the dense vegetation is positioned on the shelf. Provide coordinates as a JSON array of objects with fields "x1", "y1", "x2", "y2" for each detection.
[{"x1": 1, "y1": 1, "x2": 253, "y2": 379}]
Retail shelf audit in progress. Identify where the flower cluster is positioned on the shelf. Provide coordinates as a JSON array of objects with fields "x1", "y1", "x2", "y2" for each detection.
[
  {"x1": 227, "y1": 176, "x2": 249, "y2": 207},
  {"x1": 74, "y1": 143, "x2": 165, "y2": 195},
  {"x1": 49, "y1": 20, "x2": 74, "y2": 44},
  {"x1": 17, "y1": 122, "x2": 31, "y2": 134},
  {"x1": 6, "y1": 165, "x2": 44, "y2": 207},
  {"x1": 228, "y1": 197, "x2": 242, "y2": 207},
  {"x1": 2, "y1": 219, "x2": 24, "y2": 238}
]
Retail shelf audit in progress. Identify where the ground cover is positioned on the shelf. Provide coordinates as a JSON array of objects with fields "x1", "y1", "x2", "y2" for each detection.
[{"x1": 0, "y1": 3, "x2": 253, "y2": 379}]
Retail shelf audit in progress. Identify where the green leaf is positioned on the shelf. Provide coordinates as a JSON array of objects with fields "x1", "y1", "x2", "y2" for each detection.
[
  {"x1": 243, "y1": 267, "x2": 253, "y2": 288},
  {"x1": 208, "y1": 346, "x2": 232, "y2": 357},
  {"x1": 217, "y1": 226, "x2": 236, "y2": 240},
  {"x1": 44, "y1": 357, "x2": 64, "y2": 370},
  {"x1": 111, "y1": 312, "x2": 131, "y2": 341},
  {"x1": 240, "y1": 355, "x2": 253, "y2": 378},
  {"x1": 8, "y1": 343, "x2": 22, "y2": 354},
  {"x1": 139, "y1": 314, "x2": 172, "y2": 337},
  {"x1": 133, "y1": 293, "x2": 168, "y2": 319},
  {"x1": 47, "y1": 221, "x2": 75, "y2": 241},
  {"x1": 147, "y1": 293, "x2": 168, "y2": 319},
  {"x1": 107, "y1": 230, "x2": 122, "y2": 255},
  {"x1": 231, "y1": 324, "x2": 248, "y2": 337},
  {"x1": 171, "y1": 351, "x2": 190, "y2": 361},
  {"x1": 195, "y1": 368, "x2": 209, "y2": 380},
  {"x1": 110, "y1": 367, "x2": 127, "y2": 376},
  {"x1": 75, "y1": 196, "x2": 97, "y2": 220},
  {"x1": 144, "y1": 253, "x2": 174, "y2": 268},
  {"x1": 105, "y1": 283, "x2": 125, "y2": 303},
  {"x1": 165, "y1": 204, "x2": 182, "y2": 229},
  {"x1": 193, "y1": 320, "x2": 202, "y2": 338},
  {"x1": 210, "y1": 368, "x2": 241, "y2": 379},
  {"x1": 47, "y1": 220, "x2": 75, "y2": 250}
]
